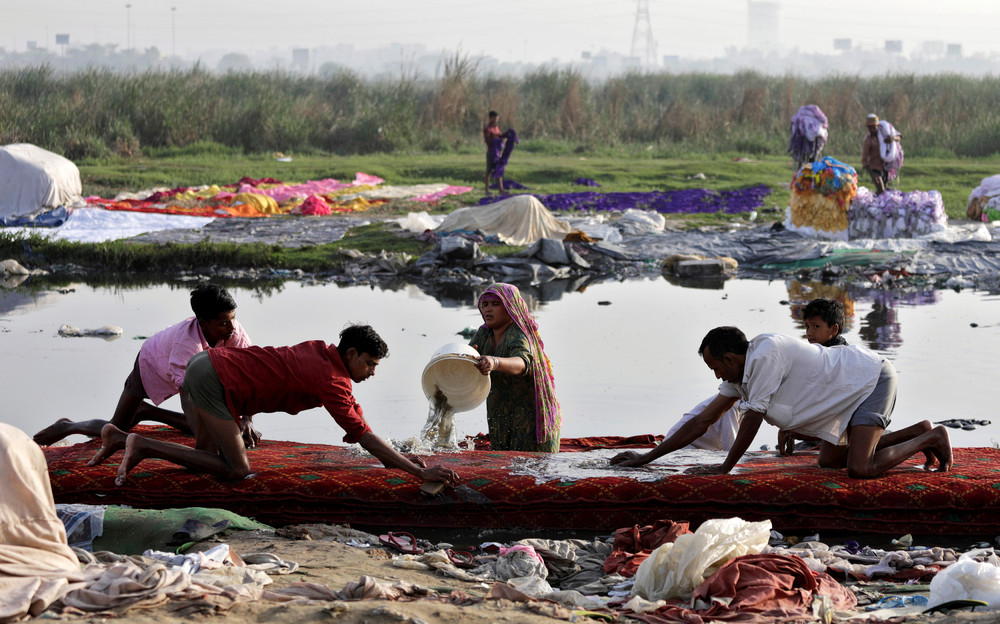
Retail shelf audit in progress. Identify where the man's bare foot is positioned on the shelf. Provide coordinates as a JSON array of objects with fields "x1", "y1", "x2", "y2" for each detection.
[
  {"x1": 115, "y1": 433, "x2": 150, "y2": 486},
  {"x1": 88, "y1": 423, "x2": 129, "y2": 466},
  {"x1": 922, "y1": 450, "x2": 938, "y2": 471},
  {"x1": 929, "y1": 426, "x2": 954, "y2": 472},
  {"x1": 33, "y1": 418, "x2": 74, "y2": 446}
]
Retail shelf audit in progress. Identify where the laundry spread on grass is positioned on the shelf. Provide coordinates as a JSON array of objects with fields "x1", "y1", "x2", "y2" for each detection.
[
  {"x1": 85, "y1": 173, "x2": 474, "y2": 218},
  {"x1": 0, "y1": 174, "x2": 475, "y2": 243},
  {"x1": 477, "y1": 184, "x2": 772, "y2": 214}
]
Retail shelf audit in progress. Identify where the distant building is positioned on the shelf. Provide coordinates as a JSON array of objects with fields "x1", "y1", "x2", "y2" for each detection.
[
  {"x1": 885, "y1": 40, "x2": 903, "y2": 53},
  {"x1": 947, "y1": 44, "x2": 962, "y2": 58},
  {"x1": 747, "y1": 1, "x2": 780, "y2": 49},
  {"x1": 833, "y1": 38, "x2": 851, "y2": 51}
]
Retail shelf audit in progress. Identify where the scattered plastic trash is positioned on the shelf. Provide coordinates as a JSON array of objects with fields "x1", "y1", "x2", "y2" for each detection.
[
  {"x1": 927, "y1": 555, "x2": 1000, "y2": 610},
  {"x1": 58, "y1": 324, "x2": 123, "y2": 338}
]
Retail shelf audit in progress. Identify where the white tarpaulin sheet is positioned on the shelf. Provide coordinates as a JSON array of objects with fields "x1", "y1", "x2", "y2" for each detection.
[
  {"x1": 0, "y1": 144, "x2": 82, "y2": 219},
  {"x1": 2, "y1": 207, "x2": 215, "y2": 243},
  {"x1": 436, "y1": 195, "x2": 572, "y2": 245}
]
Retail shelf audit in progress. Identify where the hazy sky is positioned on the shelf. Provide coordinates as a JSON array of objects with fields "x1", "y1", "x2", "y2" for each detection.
[{"x1": 3, "y1": 0, "x2": 1000, "y2": 64}]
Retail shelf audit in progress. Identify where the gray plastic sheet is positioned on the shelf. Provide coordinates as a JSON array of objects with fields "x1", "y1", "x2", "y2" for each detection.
[{"x1": 626, "y1": 224, "x2": 1000, "y2": 277}]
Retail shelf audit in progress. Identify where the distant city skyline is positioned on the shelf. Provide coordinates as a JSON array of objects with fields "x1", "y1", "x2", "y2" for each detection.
[{"x1": 3, "y1": 0, "x2": 1000, "y2": 66}]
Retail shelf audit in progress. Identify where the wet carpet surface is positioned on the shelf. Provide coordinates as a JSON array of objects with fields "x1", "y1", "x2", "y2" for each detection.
[{"x1": 44, "y1": 427, "x2": 997, "y2": 535}]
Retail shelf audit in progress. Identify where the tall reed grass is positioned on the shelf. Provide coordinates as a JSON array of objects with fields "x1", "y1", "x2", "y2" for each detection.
[{"x1": 3, "y1": 64, "x2": 1000, "y2": 160}]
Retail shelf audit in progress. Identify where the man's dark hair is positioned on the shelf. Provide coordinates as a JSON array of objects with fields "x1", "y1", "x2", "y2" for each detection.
[
  {"x1": 698, "y1": 326, "x2": 749, "y2": 359},
  {"x1": 190, "y1": 284, "x2": 237, "y2": 321},
  {"x1": 488, "y1": 110, "x2": 498, "y2": 118},
  {"x1": 338, "y1": 324, "x2": 389, "y2": 359},
  {"x1": 802, "y1": 297, "x2": 845, "y2": 331}
]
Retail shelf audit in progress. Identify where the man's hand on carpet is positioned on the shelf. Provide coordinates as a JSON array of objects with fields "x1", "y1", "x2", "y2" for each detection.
[
  {"x1": 684, "y1": 464, "x2": 731, "y2": 475},
  {"x1": 609, "y1": 450, "x2": 646, "y2": 467}
]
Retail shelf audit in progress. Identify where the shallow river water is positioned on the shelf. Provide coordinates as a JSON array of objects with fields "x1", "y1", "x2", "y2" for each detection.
[{"x1": 0, "y1": 276, "x2": 995, "y2": 452}]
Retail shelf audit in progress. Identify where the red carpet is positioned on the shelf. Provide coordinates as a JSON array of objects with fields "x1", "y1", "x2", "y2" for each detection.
[{"x1": 43, "y1": 427, "x2": 997, "y2": 534}]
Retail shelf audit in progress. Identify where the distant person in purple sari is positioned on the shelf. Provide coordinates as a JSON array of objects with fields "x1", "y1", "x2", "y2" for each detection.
[{"x1": 483, "y1": 111, "x2": 519, "y2": 195}]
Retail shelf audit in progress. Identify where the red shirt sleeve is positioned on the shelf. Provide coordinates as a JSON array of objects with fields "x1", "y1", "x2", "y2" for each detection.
[
  {"x1": 321, "y1": 346, "x2": 372, "y2": 444},
  {"x1": 323, "y1": 385, "x2": 371, "y2": 444}
]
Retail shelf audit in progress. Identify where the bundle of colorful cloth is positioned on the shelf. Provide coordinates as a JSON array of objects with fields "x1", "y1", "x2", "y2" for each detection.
[
  {"x1": 848, "y1": 188, "x2": 947, "y2": 239},
  {"x1": 786, "y1": 157, "x2": 858, "y2": 239}
]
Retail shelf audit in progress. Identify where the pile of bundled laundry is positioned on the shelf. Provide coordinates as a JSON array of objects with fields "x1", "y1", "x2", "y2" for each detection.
[
  {"x1": 786, "y1": 156, "x2": 859, "y2": 240},
  {"x1": 848, "y1": 188, "x2": 948, "y2": 239}
]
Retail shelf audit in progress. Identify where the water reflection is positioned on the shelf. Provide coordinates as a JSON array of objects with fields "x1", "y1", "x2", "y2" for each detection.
[
  {"x1": 412, "y1": 275, "x2": 607, "y2": 309},
  {"x1": 786, "y1": 280, "x2": 856, "y2": 333},
  {"x1": 661, "y1": 274, "x2": 733, "y2": 290},
  {"x1": 784, "y1": 279, "x2": 944, "y2": 351},
  {"x1": 857, "y1": 302, "x2": 900, "y2": 351}
]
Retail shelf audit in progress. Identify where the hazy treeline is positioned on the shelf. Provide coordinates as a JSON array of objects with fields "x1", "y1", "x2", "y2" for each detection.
[{"x1": 3, "y1": 62, "x2": 1000, "y2": 160}]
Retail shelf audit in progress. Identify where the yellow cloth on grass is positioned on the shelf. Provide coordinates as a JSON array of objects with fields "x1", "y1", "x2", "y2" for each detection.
[
  {"x1": 230, "y1": 192, "x2": 282, "y2": 215},
  {"x1": 174, "y1": 185, "x2": 223, "y2": 201}
]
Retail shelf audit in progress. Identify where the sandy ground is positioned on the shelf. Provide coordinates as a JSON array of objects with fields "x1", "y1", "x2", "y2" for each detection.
[
  {"x1": 85, "y1": 526, "x2": 578, "y2": 624},
  {"x1": 55, "y1": 524, "x2": 1000, "y2": 624}
]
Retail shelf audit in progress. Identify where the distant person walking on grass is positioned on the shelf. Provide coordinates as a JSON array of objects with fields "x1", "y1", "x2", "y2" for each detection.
[
  {"x1": 788, "y1": 105, "x2": 828, "y2": 171},
  {"x1": 483, "y1": 110, "x2": 518, "y2": 195},
  {"x1": 861, "y1": 113, "x2": 904, "y2": 195}
]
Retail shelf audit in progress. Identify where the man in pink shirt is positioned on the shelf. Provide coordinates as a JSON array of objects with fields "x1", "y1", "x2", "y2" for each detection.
[
  {"x1": 34, "y1": 284, "x2": 252, "y2": 449},
  {"x1": 90, "y1": 324, "x2": 460, "y2": 490}
]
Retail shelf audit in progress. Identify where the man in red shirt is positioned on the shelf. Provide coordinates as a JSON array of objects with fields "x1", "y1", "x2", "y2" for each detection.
[{"x1": 89, "y1": 325, "x2": 460, "y2": 489}]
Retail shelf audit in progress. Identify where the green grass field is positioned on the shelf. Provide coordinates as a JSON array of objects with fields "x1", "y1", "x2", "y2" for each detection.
[
  {"x1": 1, "y1": 150, "x2": 995, "y2": 279},
  {"x1": 76, "y1": 151, "x2": 997, "y2": 221}
]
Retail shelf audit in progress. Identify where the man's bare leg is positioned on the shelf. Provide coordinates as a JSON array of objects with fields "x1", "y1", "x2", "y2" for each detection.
[
  {"x1": 115, "y1": 406, "x2": 252, "y2": 486},
  {"x1": 874, "y1": 421, "x2": 936, "y2": 470},
  {"x1": 817, "y1": 441, "x2": 847, "y2": 469},
  {"x1": 847, "y1": 425, "x2": 953, "y2": 479},
  {"x1": 131, "y1": 402, "x2": 192, "y2": 434},
  {"x1": 34, "y1": 388, "x2": 189, "y2": 446},
  {"x1": 34, "y1": 418, "x2": 104, "y2": 445}
]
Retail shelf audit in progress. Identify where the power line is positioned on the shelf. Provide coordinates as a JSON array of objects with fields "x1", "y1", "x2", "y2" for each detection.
[{"x1": 630, "y1": 0, "x2": 657, "y2": 66}]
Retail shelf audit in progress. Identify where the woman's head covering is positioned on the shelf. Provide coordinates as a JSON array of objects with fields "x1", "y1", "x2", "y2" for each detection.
[{"x1": 478, "y1": 283, "x2": 561, "y2": 444}]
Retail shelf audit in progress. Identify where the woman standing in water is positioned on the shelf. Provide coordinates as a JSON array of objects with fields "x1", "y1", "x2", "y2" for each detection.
[{"x1": 469, "y1": 283, "x2": 561, "y2": 452}]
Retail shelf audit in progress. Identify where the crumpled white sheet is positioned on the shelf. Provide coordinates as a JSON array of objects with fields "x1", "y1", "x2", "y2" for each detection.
[{"x1": 631, "y1": 517, "x2": 771, "y2": 601}]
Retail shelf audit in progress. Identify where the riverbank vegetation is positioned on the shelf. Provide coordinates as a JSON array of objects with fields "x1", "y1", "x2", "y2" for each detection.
[{"x1": 4, "y1": 65, "x2": 1000, "y2": 161}]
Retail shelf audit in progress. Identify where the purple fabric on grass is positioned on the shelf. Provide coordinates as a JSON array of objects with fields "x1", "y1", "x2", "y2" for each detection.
[
  {"x1": 492, "y1": 180, "x2": 529, "y2": 190},
  {"x1": 572, "y1": 178, "x2": 601, "y2": 187},
  {"x1": 477, "y1": 185, "x2": 771, "y2": 214}
]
